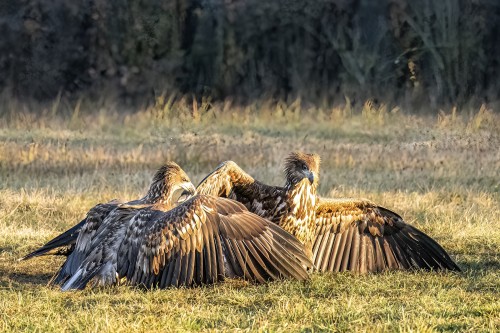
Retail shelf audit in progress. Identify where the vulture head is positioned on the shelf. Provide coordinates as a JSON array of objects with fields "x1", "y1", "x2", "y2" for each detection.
[
  {"x1": 284, "y1": 152, "x2": 320, "y2": 188},
  {"x1": 146, "y1": 162, "x2": 196, "y2": 207}
]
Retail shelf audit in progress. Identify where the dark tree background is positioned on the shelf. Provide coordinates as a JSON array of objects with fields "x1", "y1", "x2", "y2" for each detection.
[{"x1": 1, "y1": 0, "x2": 499, "y2": 110}]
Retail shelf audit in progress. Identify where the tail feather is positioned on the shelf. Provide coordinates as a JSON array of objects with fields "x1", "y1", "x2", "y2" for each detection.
[
  {"x1": 60, "y1": 268, "x2": 85, "y2": 291},
  {"x1": 61, "y1": 261, "x2": 117, "y2": 291},
  {"x1": 50, "y1": 244, "x2": 91, "y2": 286}
]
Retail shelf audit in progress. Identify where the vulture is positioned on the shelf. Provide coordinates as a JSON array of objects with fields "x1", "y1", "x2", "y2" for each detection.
[
  {"x1": 45, "y1": 162, "x2": 311, "y2": 290},
  {"x1": 196, "y1": 152, "x2": 461, "y2": 274}
]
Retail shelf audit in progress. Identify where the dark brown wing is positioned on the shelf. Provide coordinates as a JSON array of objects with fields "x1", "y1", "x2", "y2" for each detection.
[
  {"x1": 60, "y1": 196, "x2": 311, "y2": 290},
  {"x1": 197, "y1": 161, "x2": 287, "y2": 223},
  {"x1": 21, "y1": 200, "x2": 120, "y2": 261},
  {"x1": 312, "y1": 198, "x2": 460, "y2": 274},
  {"x1": 213, "y1": 197, "x2": 311, "y2": 283},
  {"x1": 58, "y1": 205, "x2": 143, "y2": 290},
  {"x1": 51, "y1": 202, "x2": 143, "y2": 286},
  {"x1": 118, "y1": 195, "x2": 310, "y2": 288}
]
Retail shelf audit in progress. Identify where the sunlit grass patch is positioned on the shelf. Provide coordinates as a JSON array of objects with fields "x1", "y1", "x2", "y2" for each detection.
[{"x1": 0, "y1": 104, "x2": 499, "y2": 332}]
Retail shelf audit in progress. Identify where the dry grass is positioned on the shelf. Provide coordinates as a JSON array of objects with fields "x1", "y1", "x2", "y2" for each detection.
[{"x1": 0, "y1": 100, "x2": 499, "y2": 332}]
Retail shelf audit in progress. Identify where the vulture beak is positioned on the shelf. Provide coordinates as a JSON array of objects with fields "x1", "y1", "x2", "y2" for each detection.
[
  {"x1": 305, "y1": 170, "x2": 314, "y2": 184},
  {"x1": 177, "y1": 182, "x2": 197, "y2": 203},
  {"x1": 181, "y1": 182, "x2": 197, "y2": 195}
]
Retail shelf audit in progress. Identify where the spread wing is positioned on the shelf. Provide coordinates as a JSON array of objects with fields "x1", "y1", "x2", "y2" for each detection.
[
  {"x1": 196, "y1": 161, "x2": 287, "y2": 222},
  {"x1": 21, "y1": 200, "x2": 120, "y2": 261},
  {"x1": 61, "y1": 196, "x2": 311, "y2": 290},
  {"x1": 312, "y1": 198, "x2": 460, "y2": 274}
]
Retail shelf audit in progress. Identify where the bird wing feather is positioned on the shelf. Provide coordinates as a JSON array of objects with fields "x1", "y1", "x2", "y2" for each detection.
[
  {"x1": 21, "y1": 200, "x2": 120, "y2": 261},
  {"x1": 118, "y1": 196, "x2": 310, "y2": 288},
  {"x1": 61, "y1": 195, "x2": 311, "y2": 290},
  {"x1": 196, "y1": 161, "x2": 287, "y2": 222},
  {"x1": 311, "y1": 198, "x2": 460, "y2": 273}
]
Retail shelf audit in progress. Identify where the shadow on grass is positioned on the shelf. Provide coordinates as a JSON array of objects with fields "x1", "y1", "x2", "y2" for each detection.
[
  {"x1": 458, "y1": 257, "x2": 500, "y2": 273},
  {"x1": 0, "y1": 248, "x2": 497, "y2": 292},
  {"x1": 0, "y1": 271, "x2": 53, "y2": 288},
  {"x1": 0, "y1": 252, "x2": 58, "y2": 289},
  {"x1": 454, "y1": 246, "x2": 500, "y2": 270}
]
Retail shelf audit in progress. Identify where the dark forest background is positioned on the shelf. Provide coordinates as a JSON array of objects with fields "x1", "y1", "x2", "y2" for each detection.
[{"x1": 1, "y1": 0, "x2": 499, "y2": 111}]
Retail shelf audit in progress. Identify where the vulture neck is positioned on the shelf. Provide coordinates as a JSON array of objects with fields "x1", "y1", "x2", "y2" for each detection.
[
  {"x1": 280, "y1": 179, "x2": 317, "y2": 255},
  {"x1": 143, "y1": 179, "x2": 176, "y2": 209}
]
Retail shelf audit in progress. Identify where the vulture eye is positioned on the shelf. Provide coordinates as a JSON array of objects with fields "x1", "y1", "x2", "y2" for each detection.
[{"x1": 302, "y1": 164, "x2": 308, "y2": 171}]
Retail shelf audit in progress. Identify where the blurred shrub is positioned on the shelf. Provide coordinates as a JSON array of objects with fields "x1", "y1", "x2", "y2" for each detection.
[{"x1": 0, "y1": 0, "x2": 499, "y2": 108}]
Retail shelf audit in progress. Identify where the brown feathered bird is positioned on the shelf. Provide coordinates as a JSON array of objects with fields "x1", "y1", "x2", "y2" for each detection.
[
  {"x1": 57, "y1": 162, "x2": 311, "y2": 290},
  {"x1": 49, "y1": 162, "x2": 198, "y2": 286},
  {"x1": 196, "y1": 152, "x2": 460, "y2": 273}
]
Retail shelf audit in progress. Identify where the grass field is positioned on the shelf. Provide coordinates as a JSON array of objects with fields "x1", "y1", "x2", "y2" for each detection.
[{"x1": 0, "y1": 101, "x2": 499, "y2": 332}]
